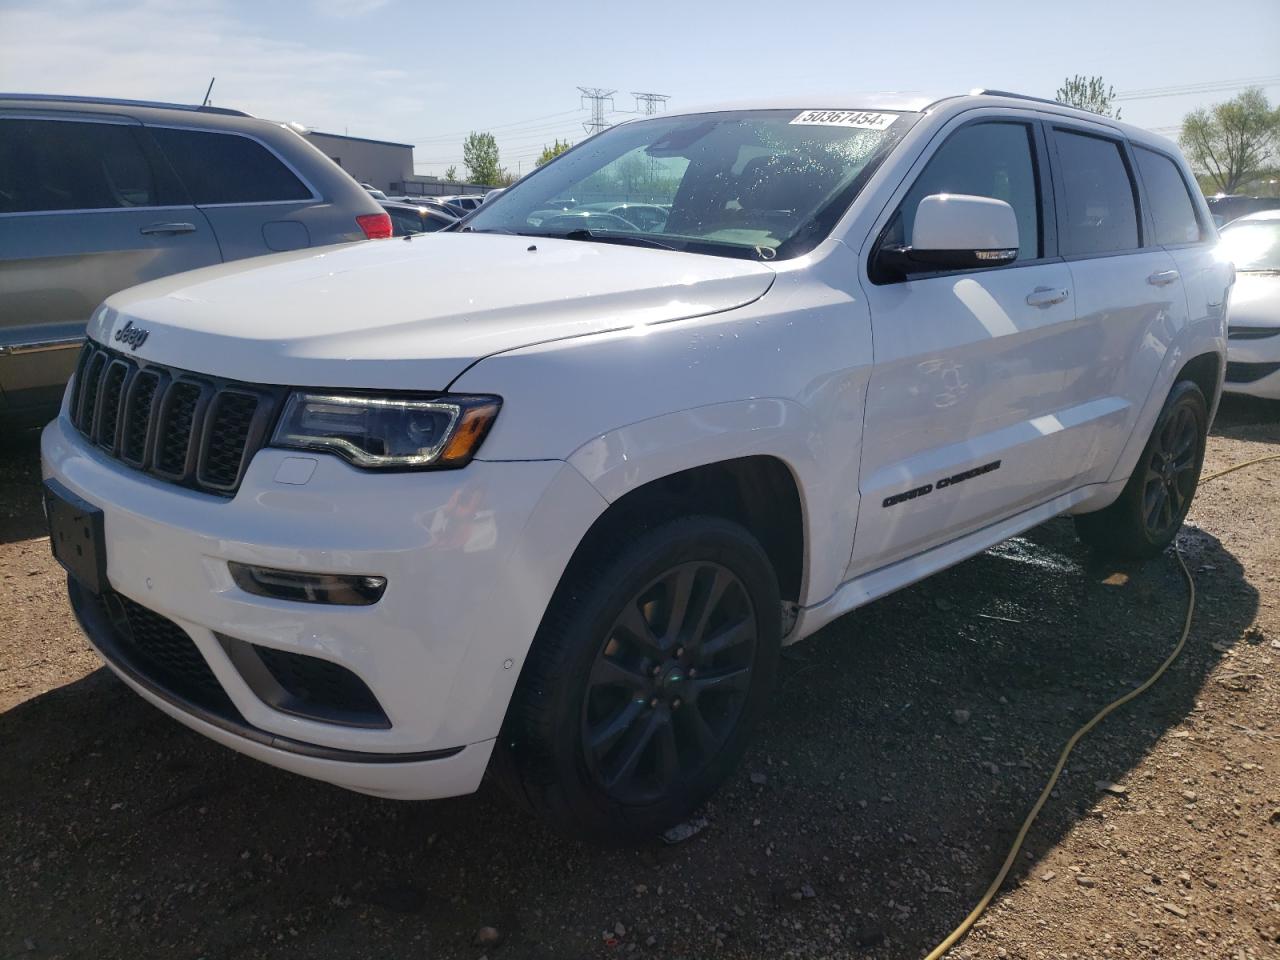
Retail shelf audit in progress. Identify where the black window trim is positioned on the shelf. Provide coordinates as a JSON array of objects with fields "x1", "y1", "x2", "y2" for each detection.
[
  {"x1": 143, "y1": 122, "x2": 322, "y2": 208},
  {"x1": 0, "y1": 112, "x2": 196, "y2": 218},
  {"x1": 867, "y1": 114, "x2": 1060, "y2": 286},
  {"x1": 1045, "y1": 122, "x2": 1147, "y2": 262},
  {"x1": 1130, "y1": 142, "x2": 1213, "y2": 251}
]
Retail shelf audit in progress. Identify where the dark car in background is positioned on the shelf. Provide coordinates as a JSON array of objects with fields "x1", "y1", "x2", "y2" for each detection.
[
  {"x1": 1206, "y1": 194, "x2": 1280, "y2": 228},
  {"x1": 0, "y1": 94, "x2": 391, "y2": 428},
  {"x1": 380, "y1": 200, "x2": 458, "y2": 235}
]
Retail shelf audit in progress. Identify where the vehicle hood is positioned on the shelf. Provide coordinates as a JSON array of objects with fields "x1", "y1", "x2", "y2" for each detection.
[
  {"x1": 1228, "y1": 272, "x2": 1280, "y2": 329},
  {"x1": 88, "y1": 234, "x2": 776, "y2": 389}
]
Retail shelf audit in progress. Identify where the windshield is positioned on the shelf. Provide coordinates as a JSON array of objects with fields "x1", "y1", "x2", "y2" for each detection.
[
  {"x1": 465, "y1": 108, "x2": 917, "y2": 259},
  {"x1": 1218, "y1": 218, "x2": 1280, "y2": 271}
]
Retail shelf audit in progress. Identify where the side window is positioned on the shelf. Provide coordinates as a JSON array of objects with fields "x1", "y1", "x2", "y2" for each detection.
[
  {"x1": 1134, "y1": 146, "x2": 1203, "y2": 246},
  {"x1": 1052, "y1": 129, "x2": 1140, "y2": 256},
  {"x1": 890, "y1": 121, "x2": 1041, "y2": 263},
  {"x1": 0, "y1": 118, "x2": 164, "y2": 213},
  {"x1": 148, "y1": 128, "x2": 312, "y2": 205}
]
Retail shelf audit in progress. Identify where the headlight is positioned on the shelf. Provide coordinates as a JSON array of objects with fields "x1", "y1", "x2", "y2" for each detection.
[{"x1": 270, "y1": 392, "x2": 501, "y2": 469}]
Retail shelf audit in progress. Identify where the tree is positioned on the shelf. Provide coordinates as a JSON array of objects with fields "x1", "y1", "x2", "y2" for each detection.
[
  {"x1": 1055, "y1": 75, "x2": 1120, "y2": 118},
  {"x1": 1180, "y1": 88, "x2": 1280, "y2": 194},
  {"x1": 462, "y1": 132, "x2": 501, "y2": 185},
  {"x1": 536, "y1": 139, "x2": 572, "y2": 167},
  {"x1": 443, "y1": 165, "x2": 458, "y2": 183}
]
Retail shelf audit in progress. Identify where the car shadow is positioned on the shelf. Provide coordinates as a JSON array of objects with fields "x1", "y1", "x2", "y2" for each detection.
[
  {"x1": 1213, "y1": 393, "x2": 1280, "y2": 441},
  {"x1": 0, "y1": 518, "x2": 1257, "y2": 959},
  {"x1": 0, "y1": 426, "x2": 46, "y2": 544}
]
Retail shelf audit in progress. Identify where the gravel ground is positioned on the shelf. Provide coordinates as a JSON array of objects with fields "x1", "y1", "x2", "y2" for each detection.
[{"x1": 1, "y1": 396, "x2": 1277, "y2": 960}]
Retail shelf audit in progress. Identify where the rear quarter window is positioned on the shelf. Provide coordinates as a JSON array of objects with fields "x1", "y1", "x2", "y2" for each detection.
[
  {"x1": 1134, "y1": 146, "x2": 1204, "y2": 246},
  {"x1": 149, "y1": 127, "x2": 313, "y2": 205}
]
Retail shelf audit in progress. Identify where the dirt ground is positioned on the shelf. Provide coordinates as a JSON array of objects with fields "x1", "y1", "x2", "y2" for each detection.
[{"x1": 1, "y1": 397, "x2": 1277, "y2": 960}]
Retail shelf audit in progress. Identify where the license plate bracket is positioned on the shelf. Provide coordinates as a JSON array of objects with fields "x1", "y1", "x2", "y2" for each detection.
[{"x1": 44, "y1": 478, "x2": 108, "y2": 594}]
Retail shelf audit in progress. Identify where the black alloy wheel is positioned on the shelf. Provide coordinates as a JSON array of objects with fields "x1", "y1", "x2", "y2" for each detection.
[
  {"x1": 1141, "y1": 400, "x2": 1201, "y2": 540},
  {"x1": 1074, "y1": 379, "x2": 1208, "y2": 559},
  {"x1": 580, "y1": 560, "x2": 757, "y2": 804},
  {"x1": 494, "y1": 515, "x2": 781, "y2": 840}
]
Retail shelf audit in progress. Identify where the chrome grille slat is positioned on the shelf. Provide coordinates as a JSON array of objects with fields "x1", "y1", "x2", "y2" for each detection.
[{"x1": 68, "y1": 343, "x2": 283, "y2": 497}]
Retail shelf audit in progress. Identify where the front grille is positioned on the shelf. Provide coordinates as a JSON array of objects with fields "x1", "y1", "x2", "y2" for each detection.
[
  {"x1": 69, "y1": 342, "x2": 284, "y2": 496},
  {"x1": 1225, "y1": 360, "x2": 1280, "y2": 384}
]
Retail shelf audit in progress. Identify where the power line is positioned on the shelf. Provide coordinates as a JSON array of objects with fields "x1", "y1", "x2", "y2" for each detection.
[
  {"x1": 406, "y1": 108, "x2": 587, "y2": 144},
  {"x1": 579, "y1": 87, "x2": 616, "y2": 135},
  {"x1": 1115, "y1": 74, "x2": 1280, "y2": 101}
]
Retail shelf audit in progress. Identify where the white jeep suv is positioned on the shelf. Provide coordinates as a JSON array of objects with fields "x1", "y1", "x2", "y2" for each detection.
[{"x1": 42, "y1": 91, "x2": 1232, "y2": 839}]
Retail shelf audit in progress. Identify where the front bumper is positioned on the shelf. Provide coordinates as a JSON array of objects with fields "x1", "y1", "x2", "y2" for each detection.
[
  {"x1": 42, "y1": 413, "x2": 607, "y2": 799},
  {"x1": 1225, "y1": 332, "x2": 1280, "y2": 400}
]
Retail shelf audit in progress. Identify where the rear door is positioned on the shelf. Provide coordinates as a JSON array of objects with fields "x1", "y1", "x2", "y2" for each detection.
[
  {"x1": 1043, "y1": 121, "x2": 1189, "y2": 483},
  {"x1": 1130, "y1": 144, "x2": 1230, "y2": 381},
  {"x1": 146, "y1": 125, "x2": 321, "y2": 259},
  {"x1": 0, "y1": 113, "x2": 222, "y2": 419},
  {"x1": 851, "y1": 113, "x2": 1083, "y2": 577}
]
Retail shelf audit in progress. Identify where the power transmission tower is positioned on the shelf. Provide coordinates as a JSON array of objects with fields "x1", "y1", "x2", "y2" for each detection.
[
  {"x1": 631, "y1": 92, "x2": 670, "y2": 115},
  {"x1": 578, "y1": 87, "x2": 616, "y2": 135}
]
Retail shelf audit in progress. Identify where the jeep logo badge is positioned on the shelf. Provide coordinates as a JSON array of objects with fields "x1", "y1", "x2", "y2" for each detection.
[{"x1": 114, "y1": 320, "x2": 150, "y2": 351}]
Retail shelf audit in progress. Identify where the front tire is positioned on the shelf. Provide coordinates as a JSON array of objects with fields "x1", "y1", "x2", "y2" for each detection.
[
  {"x1": 495, "y1": 516, "x2": 781, "y2": 841},
  {"x1": 1075, "y1": 380, "x2": 1208, "y2": 559}
]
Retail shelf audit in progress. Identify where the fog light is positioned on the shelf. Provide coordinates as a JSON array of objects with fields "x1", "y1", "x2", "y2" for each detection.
[{"x1": 229, "y1": 562, "x2": 387, "y2": 605}]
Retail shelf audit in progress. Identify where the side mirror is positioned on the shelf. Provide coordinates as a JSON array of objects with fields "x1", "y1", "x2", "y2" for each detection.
[{"x1": 879, "y1": 193, "x2": 1019, "y2": 275}]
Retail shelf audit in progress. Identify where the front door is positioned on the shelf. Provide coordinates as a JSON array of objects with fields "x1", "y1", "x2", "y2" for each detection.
[{"x1": 850, "y1": 114, "x2": 1085, "y2": 578}]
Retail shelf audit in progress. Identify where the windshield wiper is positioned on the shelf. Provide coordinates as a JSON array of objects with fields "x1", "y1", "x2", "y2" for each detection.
[{"x1": 531, "y1": 229, "x2": 681, "y2": 252}]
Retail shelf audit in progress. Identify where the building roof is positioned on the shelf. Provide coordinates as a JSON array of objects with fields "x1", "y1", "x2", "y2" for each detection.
[{"x1": 305, "y1": 130, "x2": 414, "y2": 149}]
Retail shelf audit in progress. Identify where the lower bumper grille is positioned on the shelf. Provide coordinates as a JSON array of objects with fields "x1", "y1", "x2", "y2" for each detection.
[
  {"x1": 217, "y1": 634, "x2": 390, "y2": 729},
  {"x1": 66, "y1": 577, "x2": 459, "y2": 764},
  {"x1": 1225, "y1": 360, "x2": 1280, "y2": 384},
  {"x1": 80, "y1": 588, "x2": 242, "y2": 722},
  {"x1": 71, "y1": 585, "x2": 390, "y2": 730}
]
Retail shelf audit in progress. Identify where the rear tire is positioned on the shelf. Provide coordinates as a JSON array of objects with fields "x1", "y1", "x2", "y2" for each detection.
[
  {"x1": 1075, "y1": 380, "x2": 1208, "y2": 559},
  {"x1": 494, "y1": 516, "x2": 781, "y2": 841}
]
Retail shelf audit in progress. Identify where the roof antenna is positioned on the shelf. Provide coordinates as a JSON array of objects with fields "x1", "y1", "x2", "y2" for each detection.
[{"x1": 201, "y1": 77, "x2": 215, "y2": 107}]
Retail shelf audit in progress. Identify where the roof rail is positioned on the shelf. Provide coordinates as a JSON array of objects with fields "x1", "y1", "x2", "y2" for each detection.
[
  {"x1": 967, "y1": 89, "x2": 1067, "y2": 108},
  {"x1": 0, "y1": 93, "x2": 249, "y2": 117}
]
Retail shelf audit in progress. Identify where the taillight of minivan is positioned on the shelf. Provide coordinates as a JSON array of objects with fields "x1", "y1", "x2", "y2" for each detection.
[{"x1": 356, "y1": 213, "x2": 393, "y2": 240}]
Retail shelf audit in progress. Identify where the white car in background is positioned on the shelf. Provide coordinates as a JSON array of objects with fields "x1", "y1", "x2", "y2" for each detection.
[
  {"x1": 1219, "y1": 209, "x2": 1280, "y2": 400},
  {"x1": 42, "y1": 91, "x2": 1232, "y2": 840}
]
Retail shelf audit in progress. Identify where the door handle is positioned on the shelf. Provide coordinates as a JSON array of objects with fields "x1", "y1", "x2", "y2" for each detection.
[
  {"x1": 139, "y1": 222, "x2": 197, "y2": 236},
  {"x1": 1025, "y1": 287, "x2": 1069, "y2": 307},
  {"x1": 1147, "y1": 269, "x2": 1179, "y2": 287}
]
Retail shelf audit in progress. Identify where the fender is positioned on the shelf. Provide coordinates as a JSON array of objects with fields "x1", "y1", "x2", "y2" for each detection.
[{"x1": 565, "y1": 397, "x2": 854, "y2": 607}]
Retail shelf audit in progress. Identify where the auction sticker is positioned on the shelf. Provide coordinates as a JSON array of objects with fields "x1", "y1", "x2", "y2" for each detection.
[{"x1": 790, "y1": 110, "x2": 897, "y2": 130}]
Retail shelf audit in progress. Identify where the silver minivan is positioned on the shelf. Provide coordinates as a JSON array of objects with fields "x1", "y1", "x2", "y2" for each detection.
[{"x1": 0, "y1": 94, "x2": 390, "y2": 427}]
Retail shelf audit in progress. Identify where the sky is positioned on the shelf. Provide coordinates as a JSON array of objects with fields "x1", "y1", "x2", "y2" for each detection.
[{"x1": 1, "y1": 0, "x2": 1277, "y2": 178}]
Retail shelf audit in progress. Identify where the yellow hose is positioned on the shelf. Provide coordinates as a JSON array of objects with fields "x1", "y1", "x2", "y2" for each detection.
[{"x1": 924, "y1": 452, "x2": 1280, "y2": 960}]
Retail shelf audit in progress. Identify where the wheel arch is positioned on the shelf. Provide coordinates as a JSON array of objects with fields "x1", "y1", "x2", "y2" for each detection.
[
  {"x1": 1105, "y1": 345, "x2": 1225, "y2": 489},
  {"x1": 561, "y1": 397, "x2": 836, "y2": 609},
  {"x1": 564, "y1": 453, "x2": 807, "y2": 608}
]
